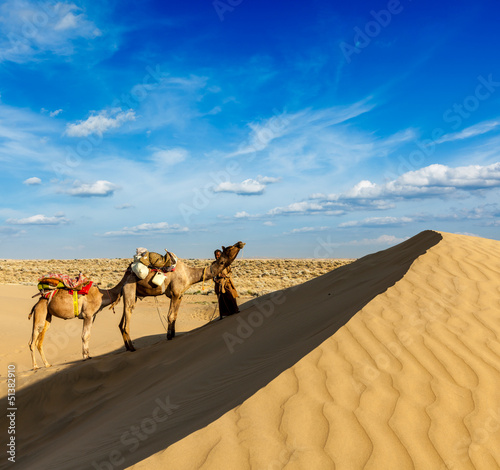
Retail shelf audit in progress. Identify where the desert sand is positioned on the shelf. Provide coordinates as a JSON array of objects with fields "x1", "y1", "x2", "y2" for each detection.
[{"x1": 1, "y1": 230, "x2": 499, "y2": 470}]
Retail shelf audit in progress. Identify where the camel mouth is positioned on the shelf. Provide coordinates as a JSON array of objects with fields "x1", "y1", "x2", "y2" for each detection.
[{"x1": 235, "y1": 242, "x2": 245, "y2": 249}]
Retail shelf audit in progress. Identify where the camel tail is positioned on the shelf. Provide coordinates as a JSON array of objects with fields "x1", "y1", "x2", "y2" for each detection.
[{"x1": 28, "y1": 303, "x2": 36, "y2": 320}]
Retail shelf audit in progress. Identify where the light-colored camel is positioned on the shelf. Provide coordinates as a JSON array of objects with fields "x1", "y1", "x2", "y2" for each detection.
[
  {"x1": 28, "y1": 270, "x2": 132, "y2": 370},
  {"x1": 118, "y1": 241, "x2": 245, "y2": 351}
]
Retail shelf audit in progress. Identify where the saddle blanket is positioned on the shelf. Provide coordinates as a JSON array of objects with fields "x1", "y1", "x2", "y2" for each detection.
[
  {"x1": 38, "y1": 273, "x2": 89, "y2": 290},
  {"x1": 40, "y1": 281, "x2": 93, "y2": 299}
]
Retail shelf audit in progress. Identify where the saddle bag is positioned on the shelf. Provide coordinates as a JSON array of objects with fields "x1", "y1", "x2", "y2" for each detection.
[
  {"x1": 151, "y1": 271, "x2": 166, "y2": 286},
  {"x1": 131, "y1": 261, "x2": 149, "y2": 280}
]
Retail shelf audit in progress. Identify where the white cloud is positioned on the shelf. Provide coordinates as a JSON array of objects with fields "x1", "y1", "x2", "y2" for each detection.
[
  {"x1": 256, "y1": 175, "x2": 281, "y2": 184},
  {"x1": 214, "y1": 179, "x2": 266, "y2": 195},
  {"x1": 49, "y1": 109, "x2": 63, "y2": 117},
  {"x1": 436, "y1": 119, "x2": 500, "y2": 144},
  {"x1": 214, "y1": 175, "x2": 280, "y2": 196},
  {"x1": 0, "y1": 1, "x2": 102, "y2": 63},
  {"x1": 23, "y1": 176, "x2": 41, "y2": 185},
  {"x1": 66, "y1": 180, "x2": 119, "y2": 197},
  {"x1": 339, "y1": 216, "x2": 413, "y2": 228},
  {"x1": 235, "y1": 211, "x2": 251, "y2": 218},
  {"x1": 151, "y1": 147, "x2": 188, "y2": 167},
  {"x1": 287, "y1": 226, "x2": 329, "y2": 234},
  {"x1": 65, "y1": 109, "x2": 135, "y2": 137},
  {"x1": 102, "y1": 222, "x2": 189, "y2": 237},
  {"x1": 268, "y1": 162, "x2": 500, "y2": 217},
  {"x1": 268, "y1": 201, "x2": 342, "y2": 216},
  {"x1": 7, "y1": 213, "x2": 69, "y2": 225}
]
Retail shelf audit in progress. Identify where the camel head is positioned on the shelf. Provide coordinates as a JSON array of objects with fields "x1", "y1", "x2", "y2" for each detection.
[{"x1": 212, "y1": 241, "x2": 245, "y2": 272}]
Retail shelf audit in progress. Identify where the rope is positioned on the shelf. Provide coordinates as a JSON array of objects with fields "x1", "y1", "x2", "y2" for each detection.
[
  {"x1": 154, "y1": 297, "x2": 169, "y2": 333},
  {"x1": 208, "y1": 291, "x2": 220, "y2": 322},
  {"x1": 202, "y1": 266, "x2": 207, "y2": 291}
]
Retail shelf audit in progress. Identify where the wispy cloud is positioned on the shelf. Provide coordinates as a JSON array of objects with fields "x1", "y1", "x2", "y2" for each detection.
[
  {"x1": 436, "y1": 119, "x2": 500, "y2": 144},
  {"x1": 0, "y1": 0, "x2": 102, "y2": 63},
  {"x1": 339, "y1": 216, "x2": 413, "y2": 228},
  {"x1": 227, "y1": 100, "x2": 376, "y2": 158},
  {"x1": 325, "y1": 234, "x2": 409, "y2": 247},
  {"x1": 285, "y1": 226, "x2": 329, "y2": 234},
  {"x1": 150, "y1": 147, "x2": 188, "y2": 167},
  {"x1": 102, "y1": 222, "x2": 189, "y2": 236},
  {"x1": 65, "y1": 108, "x2": 135, "y2": 137},
  {"x1": 66, "y1": 180, "x2": 119, "y2": 197},
  {"x1": 115, "y1": 203, "x2": 134, "y2": 210},
  {"x1": 7, "y1": 213, "x2": 69, "y2": 225}
]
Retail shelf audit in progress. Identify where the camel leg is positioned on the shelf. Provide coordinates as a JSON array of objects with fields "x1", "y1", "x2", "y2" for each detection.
[
  {"x1": 119, "y1": 303, "x2": 136, "y2": 352},
  {"x1": 119, "y1": 283, "x2": 137, "y2": 352},
  {"x1": 167, "y1": 295, "x2": 182, "y2": 340},
  {"x1": 28, "y1": 300, "x2": 50, "y2": 370},
  {"x1": 36, "y1": 313, "x2": 52, "y2": 368},
  {"x1": 81, "y1": 315, "x2": 93, "y2": 360}
]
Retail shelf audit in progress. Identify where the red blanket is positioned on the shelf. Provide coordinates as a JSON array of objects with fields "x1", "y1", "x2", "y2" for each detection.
[{"x1": 68, "y1": 281, "x2": 93, "y2": 296}]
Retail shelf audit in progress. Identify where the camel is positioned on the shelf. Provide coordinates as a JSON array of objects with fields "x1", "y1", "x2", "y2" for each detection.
[
  {"x1": 117, "y1": 241, "x2": 245, "y2": 351},
  {"x1": 28, "y1": 269, "x2": 132, "y2": 370}
]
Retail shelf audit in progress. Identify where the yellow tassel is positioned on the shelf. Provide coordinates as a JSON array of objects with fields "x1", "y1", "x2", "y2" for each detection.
[{"x1": 73, "y1": 290, "x2": 79, "y2": 317}]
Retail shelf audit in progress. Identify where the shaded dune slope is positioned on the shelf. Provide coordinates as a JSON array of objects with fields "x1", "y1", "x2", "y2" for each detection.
[
  {"x1": 132, "y1": 231, "x2": 500, "y2": 470},
  {"x1": 0, "y1": 230, "x2": 466, "y2": 469}
]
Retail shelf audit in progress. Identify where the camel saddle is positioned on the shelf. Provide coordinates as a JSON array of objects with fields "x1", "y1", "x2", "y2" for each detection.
[{"x1": 37, "y1": 273, "x2": 92, "y2": 296}]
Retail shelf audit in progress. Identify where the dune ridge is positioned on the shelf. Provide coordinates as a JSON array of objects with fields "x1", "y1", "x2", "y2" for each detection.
[{"x1": 1, "y1": 230, "x2": 499, "y2": 470}]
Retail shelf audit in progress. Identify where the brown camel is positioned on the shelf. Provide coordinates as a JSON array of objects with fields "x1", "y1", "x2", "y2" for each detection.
[
  {"x1": 118, "y1": 241, "x2": 245, "y2": 351},
  {"x1": 28, "y1": 269, "x2": 132, "y2": 370}
]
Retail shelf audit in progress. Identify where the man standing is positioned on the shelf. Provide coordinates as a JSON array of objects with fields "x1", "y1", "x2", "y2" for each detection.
[{"x1": 213, "y1": 249, "x2": 240, "y2": 318}]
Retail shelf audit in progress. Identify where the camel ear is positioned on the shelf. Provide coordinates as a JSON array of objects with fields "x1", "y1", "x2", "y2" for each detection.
[{"x1": 221, "y1": 246, "x2": 226, "y2": 251}]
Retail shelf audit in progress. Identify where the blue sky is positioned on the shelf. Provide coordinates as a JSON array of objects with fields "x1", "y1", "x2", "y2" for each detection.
[{"x1": 1, "y1": 0, "x2": 499, "y2": 259}]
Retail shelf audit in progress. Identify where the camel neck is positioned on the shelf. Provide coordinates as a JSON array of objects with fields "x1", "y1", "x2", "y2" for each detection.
[{"x1": 98, "y1": 269, "x2": 131, "y2": 306}]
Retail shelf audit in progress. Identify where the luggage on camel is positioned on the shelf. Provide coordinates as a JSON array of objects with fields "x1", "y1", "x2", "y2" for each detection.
[
  {"x1": 138, "y1": 248, "x2": 174, "y2": 269},
  {"x1": 130, "y1": 247, "x2": 177, "y2": 280}
]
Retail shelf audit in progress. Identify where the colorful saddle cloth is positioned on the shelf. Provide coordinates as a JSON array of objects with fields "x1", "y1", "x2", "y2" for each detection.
[{"x1": 38, "y1": 273, "x2": 91, "y2": 293}]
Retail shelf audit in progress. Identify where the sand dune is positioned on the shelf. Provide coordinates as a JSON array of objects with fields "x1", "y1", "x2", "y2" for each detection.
[{"x1": 1, "y1": 230, "x2": 499, "y2": 470}]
